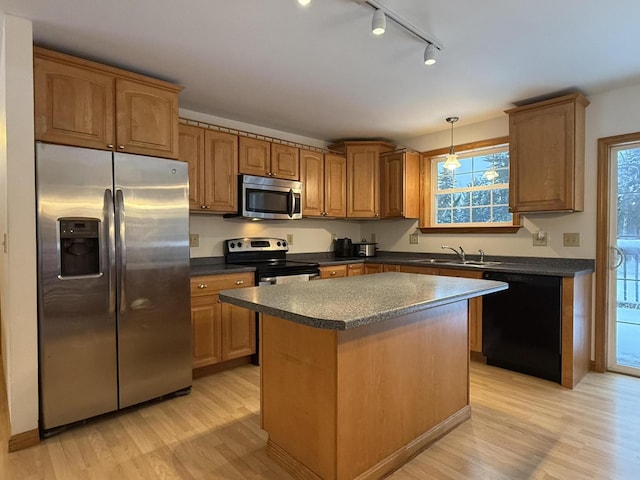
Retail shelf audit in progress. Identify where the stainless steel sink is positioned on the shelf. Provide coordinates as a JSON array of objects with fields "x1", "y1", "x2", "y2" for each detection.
[{"x1": 410, "y1": 258, "x2": 502, "y2": 267}]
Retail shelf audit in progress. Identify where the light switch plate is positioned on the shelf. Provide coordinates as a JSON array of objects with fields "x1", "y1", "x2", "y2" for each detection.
[
  {"x1": 287, "y1": 233, "x2": 294, "y2": 245},
  {"x1": 189, "y1": 234, "x2": 199, "y2": 247},
  {"x1": 563, "y1": 232, "x2": 580, "y2": 247},
  {"x1": 409, "y1": 233, "x2": 419, "y2": 244}
]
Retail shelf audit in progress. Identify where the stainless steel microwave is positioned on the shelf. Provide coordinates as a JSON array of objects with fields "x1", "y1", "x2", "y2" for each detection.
[{"x1": 238, "y1": 174, "x2": 302, "y2": 220}]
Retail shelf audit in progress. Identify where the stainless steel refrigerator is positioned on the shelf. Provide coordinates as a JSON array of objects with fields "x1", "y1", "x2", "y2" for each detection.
[{"x1": 36, "y1": 142, "x2": 192, "y2": 434}]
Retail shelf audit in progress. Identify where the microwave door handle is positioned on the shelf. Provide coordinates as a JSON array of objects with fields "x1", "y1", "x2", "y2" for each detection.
[{"x1": 288, "y1": 189, "x2": 296, "y2": 218}]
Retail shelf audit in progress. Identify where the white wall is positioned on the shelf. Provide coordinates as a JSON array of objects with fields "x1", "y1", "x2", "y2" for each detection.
[{"x1": 0, "y1": 13, "x2": 38, "y2": 436}]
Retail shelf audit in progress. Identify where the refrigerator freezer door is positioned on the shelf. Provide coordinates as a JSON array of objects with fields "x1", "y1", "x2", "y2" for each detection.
[
  {"x1": 36, "y1": 143, "x2": 118, "y2": 430},
  {"x1": 114, "y1": 153, "x2": 192, "y2": 408}
]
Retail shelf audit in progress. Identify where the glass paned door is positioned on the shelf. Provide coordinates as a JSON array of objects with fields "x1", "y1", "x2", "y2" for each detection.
[{"x1": 608, "y1": 143, "x2": 640, "y2": 375}]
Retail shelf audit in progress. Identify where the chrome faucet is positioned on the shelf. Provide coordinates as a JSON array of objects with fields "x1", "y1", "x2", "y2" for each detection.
[
  {"x1": 478, "y1": 249, "x2": 486, "y2": 263},
  {"x1": 441, "y1": 245, "x2": 466, "y2": 262}
]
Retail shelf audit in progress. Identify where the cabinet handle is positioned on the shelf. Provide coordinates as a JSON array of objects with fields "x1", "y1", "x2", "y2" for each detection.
[
  {"x1": 217, "y1": 299, "x2": 221, "y2": 303},
  {"x1": 330, "y1": 271, "x2": 336, "y2": 276},
  {"x1": 375, "y1": 212, "x2": 380, "y2": 217},
  {"x1": 107, "y1": 144, "x2": 114, "y2": 149},
  {"x1": 198, "y1": 283, "x2": 208, "y2": 289},
  {"x1": 118, "y1": 145, "x2": 125, "y2": 150},
  {"x1": 200, "y1": 205, "x2": 207, "y2": 209},
  {"x1": 235, "y1": 280, "x2": 244, "y2": 285}
]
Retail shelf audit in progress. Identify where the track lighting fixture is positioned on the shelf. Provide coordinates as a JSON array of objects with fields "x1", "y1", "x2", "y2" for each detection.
[
  {"x1": 424, "y1": 43, "x2": 438, "y2": 65},
  {"x1": 297, "y1": 0, "x2": 311, "y2": 6},
  {"x1": 443, "y1": 117, "x2": 461, "y2": 171},
  {"x1": 372, "y1": 9, "x2": 386, "y2": 35},
  {"x1": 354, "y1": 0, "x2": 443, "y2": 66}
]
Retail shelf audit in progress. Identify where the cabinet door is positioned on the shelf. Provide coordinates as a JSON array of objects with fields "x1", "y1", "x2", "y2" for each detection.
[
  {"x1": 221, "y1": 303, "x2": 256, "y2": 360},
  {"x1": 381, "y1": 152, "x2": 404, "y2": 218},
  {"x1": 364, "y1": 263, "x2": 383, "y2": 275},
  {"x1": 115, "y1": 78, "x2": 179, "y2": 159},
  {"x1": 300, "y1": 149, "x2": 325, "y2": 217},
  {"x1": 325, "y1": 154, "x2": 347, "y2": 218},
  {"x1": 398, "y1": 265, "x2": 440, "y2": 275},
  {"x1": 347, "y1": 264, "x2": 364, "y2": 276},
  {"x1": 440, "y1": 268, "x2": 483, "y2": 353},
  {"x1": 191, "y1": 294, "x2": 222, "y2": 368},
  {"x1": 509, "y1": 100, "x2": 580, "y2": 212},
  {"x1": 34, "y1": 56, "x2": 115, "y2": 150},
  {"x1": 271, "y1": 144, "x2": 299, "y2": 180},
  {"x1": 347, "y1": 146, "x2": 379, "y2": 218},
  {"x1": 383, "y1": 264, "x2": 401, "y2": 272},
  {"x1": 204, "y1": 130, "x2": 238, "y2": 212},
  {"x1": 239, "y1": 137, "x2": 270, "y2": 176},
  {"x1": 319, "y1": 265, "x2": 348, "y2": 279},
  {"x1": 179, "y1": 124, "x2": 206, "y2": 210}
]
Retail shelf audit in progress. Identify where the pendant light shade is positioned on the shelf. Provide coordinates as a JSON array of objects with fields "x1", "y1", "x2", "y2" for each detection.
[
  {"x1": 443, "y1": 117, "x2": 460, "y2": 171},
  {"x1": 372, "y1": 9, "x2": 386, "y2": 35},
  {"x1": 483, "y1": 166, "x2": 499, "y2": 181}
]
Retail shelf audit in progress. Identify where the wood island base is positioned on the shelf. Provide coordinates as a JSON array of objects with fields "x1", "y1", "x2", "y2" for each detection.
[{"x1": 260, "y1": 300, "x2": 471, "y2": 480}]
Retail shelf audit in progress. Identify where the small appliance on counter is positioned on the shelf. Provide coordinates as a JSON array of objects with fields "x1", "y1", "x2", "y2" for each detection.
[
  {"x1": 334, "y1": 238, "x2": 353, "y2": 257},
  {"x1": 353, "y1": 239, "x2": 377, "y2": 257}
]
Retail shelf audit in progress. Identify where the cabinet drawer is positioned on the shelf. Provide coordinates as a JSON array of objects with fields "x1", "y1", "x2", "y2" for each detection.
[
  {"x1": 319, "y1": 265, "x2": 348, "y2": 279},
  {"x1": 191, "y1": 272, "x2": 254, "y2": 296}
]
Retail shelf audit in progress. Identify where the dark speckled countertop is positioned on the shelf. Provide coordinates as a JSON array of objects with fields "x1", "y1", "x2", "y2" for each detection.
[
  {"x1": 219, "y1": 272, "x2": 507, "y2": 330},
  {"x1": 191, "y1": 252, "x2": 594, "y2": 277}
]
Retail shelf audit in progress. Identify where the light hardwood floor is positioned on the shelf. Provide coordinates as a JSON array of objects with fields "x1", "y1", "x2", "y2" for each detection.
[{"x1": 2, "y1": 360, "x2": 640, "y2": 479}]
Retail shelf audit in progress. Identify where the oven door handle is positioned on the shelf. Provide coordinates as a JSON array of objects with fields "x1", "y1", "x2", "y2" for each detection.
[
  {"x1": 261, "y1": 273, "x2": 319, "y2": 284},
  {"x1": 287, "y1": 189, "x2": 296, "y2": 218}
]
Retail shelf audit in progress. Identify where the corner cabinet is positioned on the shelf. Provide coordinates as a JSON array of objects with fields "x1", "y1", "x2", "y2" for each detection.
[
  {"x1": 329, "y1": 141, "x2": 396, "y2": 219},
  {"x1": 34, "y1": 47, "x2": 181, "y2": 159},
  {"x1": 380, "y1": 150, "x2": 420, "y2": 219},
  {"x1": 300, "y1": 150, "x2": 347, "y2": 218},
  {"x1": 179, "y1": 124, "x2": 238, "y2": 213},
  {"x1": 190, "y1": 272, "x2": 255, "y2": 369},
  {"x1": 506, "y1": 93, "x2": 589, "y2": 213}
]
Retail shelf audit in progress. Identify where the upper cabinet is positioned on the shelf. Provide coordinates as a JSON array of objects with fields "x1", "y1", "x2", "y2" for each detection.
[
  {"x1": 300, "y1": 150, "x2": 347, "y2": 218},
  {"x1": 239, "y1": 137, "x2": 299, "y2": 180},
  {"x1": 506, "y1": 93, "x2": 589, "y2": 213},
  {"x1": 34, "y1": 47, "x2": 181, "y2": 159},
  {"x1": 330, "y1": 141, "x2": 396, "y2": 219},
  {"x1": 179, "y1": 124, "x2": 238, "y2": 213},
  {"x1": 380, "y1": 150, "x2": 420, "y2": 219}
]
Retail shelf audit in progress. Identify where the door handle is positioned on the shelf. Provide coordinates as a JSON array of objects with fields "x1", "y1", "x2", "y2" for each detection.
[
  {"x1": 288, "y1": 189, "x2": 296, "y2": 218},
  {"x1": 610, "y1": 246, "x2": 625, "y2": 270},
  {"x1": 105, "y1": 189, "x2": 116, "y2": 314},
  {"x1": 115, "y1": 189, "x2": 127, "y2": 314}
]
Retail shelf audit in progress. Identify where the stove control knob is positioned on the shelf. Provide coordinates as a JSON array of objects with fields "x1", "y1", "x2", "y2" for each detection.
[
  {"x1": 238, "y1": 242, "x2": 243, "y2": 248},
  {"x1": 282, "y1": 241, "x2": 287, "y2": 247},
  {"x1": 230, "y1": 242, "x2": 236, "y2": 249},
  {"x1": 277, "y1": 241, "x2": 281, "y2": 246}
]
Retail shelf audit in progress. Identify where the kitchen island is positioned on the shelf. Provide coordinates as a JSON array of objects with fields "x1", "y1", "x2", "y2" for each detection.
[{"x1": 220, "y1": 272, "x2": 506, "y2": 480}]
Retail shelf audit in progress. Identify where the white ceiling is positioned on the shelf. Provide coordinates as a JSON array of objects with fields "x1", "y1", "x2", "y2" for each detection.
[{"x1": 3, "y1": 0, "x2": 640, "y2": 143}]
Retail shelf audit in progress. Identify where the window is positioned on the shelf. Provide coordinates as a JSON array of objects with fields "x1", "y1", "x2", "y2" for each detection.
[{"x1": 420, "y1": 137, "x2": 521, "y2": 233}]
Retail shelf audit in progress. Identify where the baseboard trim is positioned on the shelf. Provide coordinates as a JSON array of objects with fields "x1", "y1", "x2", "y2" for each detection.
[
  {"x1": 192, "y1": 356, "x2": 251, "y2": 379},
  {"x1": 8, "y1": 428, "x2": 39, "y2": 452}
]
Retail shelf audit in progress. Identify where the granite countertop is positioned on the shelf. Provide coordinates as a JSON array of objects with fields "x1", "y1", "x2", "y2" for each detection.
[{"x1": 219, "y1": 271, "x2": 507, "y2": 330}]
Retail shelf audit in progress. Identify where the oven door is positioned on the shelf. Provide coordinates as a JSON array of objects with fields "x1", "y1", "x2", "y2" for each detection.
[
  {"x1": 241, "y1": 175, "x2": 302, "y2": 220},
  {"x1": 259, "y1": 273, "x2": 319, "y2": 286}
]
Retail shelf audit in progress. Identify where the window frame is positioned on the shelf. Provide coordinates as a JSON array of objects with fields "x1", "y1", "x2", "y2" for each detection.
[{"x1": 419, "y1": 136, "x2": 522, "y2": 233}]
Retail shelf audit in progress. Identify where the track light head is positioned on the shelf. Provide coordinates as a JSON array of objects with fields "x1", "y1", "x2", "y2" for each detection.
[
  {"x1": 372, "y1": 9, "x2": 386, "y2": 35},
  {"x1": 297, "y1": 0, "x2": 311, "y2": 5},
  {"x1": 424, "y1": 44, "x2": 438, "y2": 65}
]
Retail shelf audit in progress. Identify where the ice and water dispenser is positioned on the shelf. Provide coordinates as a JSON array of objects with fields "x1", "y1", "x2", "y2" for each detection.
[{"x1": 59, "y1": 218, "x2": 100, "y2": 277}]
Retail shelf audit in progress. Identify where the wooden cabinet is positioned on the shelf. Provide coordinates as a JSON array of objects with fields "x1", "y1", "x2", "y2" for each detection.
[
  {"x1": 329, "y1": 141, "x2": 396, "y2": 218},
  {"x1": 34, "y1": 47, "x2": 181, "y2": 159},
  {"x1": 380, "y1": 150, "x2": 420, "y2": 218},
  {"x1": 506, "y1": 93, "x2": 589, "y2": 213},
  {"x1": 319, "y1": 265, "x2": 348, "y2": 279},
  {"x1": 239, "y1": 138, "x2": 299, "y2": 180},
  {"x1": 300, "y1": 150, "x2": 347, "y2": 218},
  {"x1": 179, "y1": 125, "x2": 238, "y2": 213},
  {"x1": 347, "y1": 263, "x2": 364, "y2": 276},
  {"x1": 190, "y1": 272, "x2": 255, "y2": 369},
  {"x1": 364, "y1": 263, "x2": 384, "y2": 275}
]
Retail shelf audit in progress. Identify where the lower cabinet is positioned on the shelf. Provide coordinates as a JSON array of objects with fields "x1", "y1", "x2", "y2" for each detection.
[
  {"x1": 364, "y1": 263, "x2": 383, "y2": 274},
  {"x1": 190, "y1": 272, "x2": 255, "y2": 369},
  {"x1": 319, "y1": 263, "x2": 368, "y2": 278}
]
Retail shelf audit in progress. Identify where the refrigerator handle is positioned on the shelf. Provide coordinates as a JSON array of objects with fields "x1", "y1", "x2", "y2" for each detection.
[
  {"x1": 105, "y1": 189, "x2": 116, "y2": 314},
  {"x1": 115, "y1": 189, "x2": 127, "y2": 315}
]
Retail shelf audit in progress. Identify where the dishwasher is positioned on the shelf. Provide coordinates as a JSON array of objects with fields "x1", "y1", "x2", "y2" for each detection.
[{"x1": 481, "y1": 271, "x2": 562, "y2": 382}]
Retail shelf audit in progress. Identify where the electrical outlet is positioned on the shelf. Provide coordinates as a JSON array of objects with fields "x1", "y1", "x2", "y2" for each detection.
[
  {"x1": 409, "y1": 233, "x2": 419, "y2": 245},
  {"x1": 287, "y1": 233, "x2": 294, "y2": 245},
  {"x1": 532, "y1": 230, "x2": 547, "y2": 246},
  {"x1": 189, "y1": 234, "x2": 199, "y2": 247},
  {"x1": 563, "y1": 232, "x2": 580, "y2": 247}
]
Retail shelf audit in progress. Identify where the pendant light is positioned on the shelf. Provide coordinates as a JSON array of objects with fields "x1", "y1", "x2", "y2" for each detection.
[
  {"x1": 443, "y1": 117, "x2": 461, "y2": 171},
  {"x1": 483, "y1": 155, "x2": 499, "y2": 181}
]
